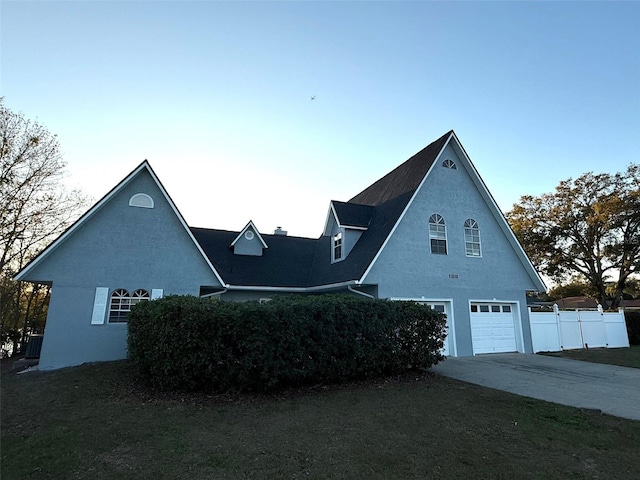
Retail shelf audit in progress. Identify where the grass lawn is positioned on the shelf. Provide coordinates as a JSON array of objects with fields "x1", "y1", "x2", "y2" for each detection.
[
  {"x1": 2, "y1": 361, "x2": 639, "y2": 480},
  {"x1": 539, "y1": 345, "x2": 640, "y2": 369}
]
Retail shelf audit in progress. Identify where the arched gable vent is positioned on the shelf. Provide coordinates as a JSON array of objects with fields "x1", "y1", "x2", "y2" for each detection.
[
  {"x1": 129, "y1": 193, "x2": 154, "y2": 209},
  {"x1": 442, "y1": 159, "x2": 457, "y2": 169}
]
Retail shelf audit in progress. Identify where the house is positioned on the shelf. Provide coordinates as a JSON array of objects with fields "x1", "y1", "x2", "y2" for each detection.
[{"x1": 15, "y1": 131, "x2": 546, "y2": 369}]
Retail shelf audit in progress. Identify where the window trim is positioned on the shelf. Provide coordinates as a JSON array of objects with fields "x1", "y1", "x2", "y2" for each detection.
[{"x1": 429, "y1": 214, "x2": 447, "y2": 255}]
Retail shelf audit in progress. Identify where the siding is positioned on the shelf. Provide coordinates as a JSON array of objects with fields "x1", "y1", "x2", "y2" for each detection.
[
  {"x1": 29, "y1": 169, "x2": 222, "y2": 369},
  {"x1": 363, "y1": 144, "x2": 538, "y2": 356}
]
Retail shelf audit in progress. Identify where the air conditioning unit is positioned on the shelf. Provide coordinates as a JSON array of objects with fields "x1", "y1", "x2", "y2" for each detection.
[{"x1": 25, "y1": 335, "x2": 44, "y2": 359}]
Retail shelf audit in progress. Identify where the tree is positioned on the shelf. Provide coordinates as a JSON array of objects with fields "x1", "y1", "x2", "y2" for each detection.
[
  {"x1": 546, "y1": 279, "x2": 593, "y2": 301},
  {"x1": 0, "y1": 99, "x2": 90, "y2": 355},
  {"x1": 507, "y1": 165, "x2": 640, "y2": 309}
]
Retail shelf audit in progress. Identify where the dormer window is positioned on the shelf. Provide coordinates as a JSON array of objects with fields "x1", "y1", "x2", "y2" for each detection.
[
  {"x1": 442, "y1": 159, "x2": 457, "y2": 169},
  {"x1": 333, "y1": 231, "x2": 343, "y2": 262}
]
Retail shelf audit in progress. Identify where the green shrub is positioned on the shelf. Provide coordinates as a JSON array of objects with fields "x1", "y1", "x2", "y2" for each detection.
[
  {"x1": 127, "y1": 294, "x2": 447, "y2": 392},
  {"x1": 624, "y1": 311, "x2": 640, "y2": 345}
]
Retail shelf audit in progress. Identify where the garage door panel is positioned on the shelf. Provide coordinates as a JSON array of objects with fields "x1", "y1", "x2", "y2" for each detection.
[{"x1": 471, "y1": 303, "x2": 518, "y2": 354}]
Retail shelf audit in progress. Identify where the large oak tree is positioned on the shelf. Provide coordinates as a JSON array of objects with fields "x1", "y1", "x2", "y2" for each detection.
[
  {"x1": 1, "y1": 99, "x2": 90, "y2": 355},
  {"x1": 507, "y1": 165, "x2": 640, "y2": 309}
]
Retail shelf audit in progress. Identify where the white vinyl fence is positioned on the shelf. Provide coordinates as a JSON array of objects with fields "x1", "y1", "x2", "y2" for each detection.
[{"x1": 529, "y1": 305, "x2": 630, "y2": 353}]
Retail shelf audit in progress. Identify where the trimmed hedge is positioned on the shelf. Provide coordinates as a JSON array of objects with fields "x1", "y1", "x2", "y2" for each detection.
[
  {"x1": 625, "y1": 311, "x2": 640, "y2": 345},
  {"x1": 127, "y1": 294, "x2": 447, "y2": 392}
]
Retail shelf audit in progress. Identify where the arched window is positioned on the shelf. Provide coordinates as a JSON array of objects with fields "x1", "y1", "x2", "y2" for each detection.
[
  {"x1": 129, "y1": 193, "x2": 154, "y2": 208},
  {"x1": 108, "y1": 289, "x2": 150, "y2": 323},
  {"x1": 464, "y1": 218, "x2": 481, "y2": 257},
  {"x1": 442, "y1": 159, "x2": 457, "y2": 169},
  {"x1": 429, "y1": 214, "x2": 447, "y2": 255}
]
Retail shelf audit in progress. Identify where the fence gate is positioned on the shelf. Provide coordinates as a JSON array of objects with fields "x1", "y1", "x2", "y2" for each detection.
[{"x1": 529, "y1": 305, "x2": 629, "y2": 353}]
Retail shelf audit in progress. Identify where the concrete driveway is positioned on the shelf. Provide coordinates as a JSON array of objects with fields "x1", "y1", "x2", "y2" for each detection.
[{"x1": 430, "y1": 353, "x2": 640, "y2": 421}]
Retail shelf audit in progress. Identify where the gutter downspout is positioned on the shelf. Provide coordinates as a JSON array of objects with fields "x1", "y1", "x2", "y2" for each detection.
[{"x1": 200, "y1": 288, "x2": 228, "y2": 299}]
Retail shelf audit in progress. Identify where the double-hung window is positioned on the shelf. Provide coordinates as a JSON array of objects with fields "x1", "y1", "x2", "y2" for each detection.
[
  {"x1": 464, "y1": 218, "x2": 481, "y2": 257},
  {"x1": 429, "y1": 214, "x2": 447, "y2": 255},
  {"x1": 333, "y1": 231, "x2": 343, "y2": 261}
]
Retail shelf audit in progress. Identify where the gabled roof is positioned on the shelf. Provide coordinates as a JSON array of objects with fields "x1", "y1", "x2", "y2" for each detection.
[
  {"x1": 230, "y1": 220, "x2": 268, "y2": 249},
  {"x1": 15, "y1": 132, "x2": 546, "y2": 294},
  {"x1": 14, "y1": 161, "x2": 225, "y2": 285},
  {"x1": 186, "y1": 131, "x2": 489, "y2": 290}
]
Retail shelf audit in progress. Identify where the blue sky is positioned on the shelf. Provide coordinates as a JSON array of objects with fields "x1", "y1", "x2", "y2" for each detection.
[{"x1": 2, "y1": 1, "x2": 638, "y2": 238}]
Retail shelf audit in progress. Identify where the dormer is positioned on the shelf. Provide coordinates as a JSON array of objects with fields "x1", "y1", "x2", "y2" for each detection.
[
  {"x1": 323, "y1": 201, "x2": 374, "y2": 263},
  {"x1": 230, "y1": 221, "x2": 268, "y2": 256}
]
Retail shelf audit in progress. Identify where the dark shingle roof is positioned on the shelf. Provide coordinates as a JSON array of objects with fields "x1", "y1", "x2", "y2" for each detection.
[
  {"x1": 350, "y1": 130, "x2": 451, "y2": 206},
  {"x1": 331, "y1": 201, "x2": 374, "y2": 228},
  {"x1": 191, "y1": 131, "x2": 452, "y2": 288},
  {"x1": 191, "y1": 228, "x2": 317, "y2": 287}
]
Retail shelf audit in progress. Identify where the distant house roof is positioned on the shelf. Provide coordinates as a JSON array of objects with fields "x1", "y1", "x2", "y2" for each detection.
[
  {"x1": 621, "y1": 299, "x2": 640, "y2": 309},
  {"x1": 554, "y1": 296, "x2": 599, "y2": 309}
]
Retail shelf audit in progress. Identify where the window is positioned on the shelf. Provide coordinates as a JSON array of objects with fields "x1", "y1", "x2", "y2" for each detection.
[
  {"x1": 129, "y1": 193, "x2": 154, "y2": 208},
  {"x1": 442, "y1": 159, "x2": 457, "y2": 169},
  {"x1": 333, "y1": 231, "x2": 343, "y2": 261},
  {"x1": 429, "y1": 214, "x2": 447, "y2": 254},
  {"x1": 108, "y1": 289, "x2": 149, "y2": 323},
  {"x1": 464, "y1": 218, "x2": 481, "y2": 257}
]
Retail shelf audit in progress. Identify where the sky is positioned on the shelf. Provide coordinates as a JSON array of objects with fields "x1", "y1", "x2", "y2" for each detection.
[{"x1": 1, "y1": 0, "x2": 639, "y2": 239}]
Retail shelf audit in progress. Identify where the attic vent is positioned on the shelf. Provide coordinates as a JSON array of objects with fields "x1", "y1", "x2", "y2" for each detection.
[
  {"x1": 129, "y1": 193, "x2": 154, "y2": 208},
  {"x1": 274, "y1": 227, "x2": 287, "y2": 236},
  {"x1": 442, "y1": 159, "x2": 457, "y2": 169}
]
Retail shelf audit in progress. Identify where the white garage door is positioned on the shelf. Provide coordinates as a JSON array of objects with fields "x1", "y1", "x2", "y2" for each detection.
[{"x1": 470, "y1": 303, "x2": 517, "y2": 354}]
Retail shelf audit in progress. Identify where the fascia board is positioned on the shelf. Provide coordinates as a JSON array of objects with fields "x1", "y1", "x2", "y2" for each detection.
[
  {"x1": 230, "y1": 220, "x2": 269, "y2": 249},
  {"x1": 448, "y1": 131, "x2": 547, "y2": 292},
  {"x1": 358, "y1": 132, "x2": 454, "y2": 283}
]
